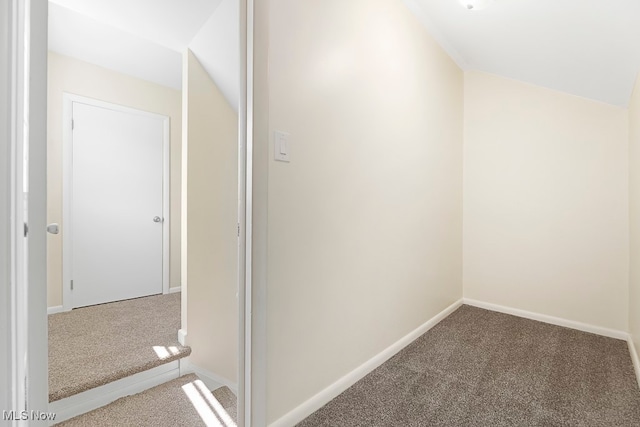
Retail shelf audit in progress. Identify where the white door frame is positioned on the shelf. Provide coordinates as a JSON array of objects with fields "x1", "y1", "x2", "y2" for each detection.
[
  {"x1": 62, "y1": 94, "x2": 171, "y2": 311},
  {"x1": 4, "y1": 0, "x2": 261, "y2": 425},
  {"x1": 1, "y1": 0, "x2": 49, "y2": 423},
  {"x1": 238, "y1": 0, "x2": 250, "y2": 424},
  {"x1": 243, "y1": 0, "x2": 268, "y2": 424},
  {"x1": 1, "y1": 0, "x2": 29, "y2": 418},
  {"x1": 0, "y1": 0, "x2": 13, "y2": 414}
]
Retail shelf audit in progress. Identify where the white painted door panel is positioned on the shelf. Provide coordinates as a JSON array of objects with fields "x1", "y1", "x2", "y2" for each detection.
[{"x1": 71, "y1": 101, "x2": 163, "y2": 308}]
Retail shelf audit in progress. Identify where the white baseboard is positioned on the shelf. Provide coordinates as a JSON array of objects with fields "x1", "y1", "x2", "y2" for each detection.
[
  {"x1": 628, "y1": 336, "x2": 640, "y2": 389},
  {"x1": 269, "y1": 298, "x2": 464, "y2": 427},
  {"x1": 49, "y1": 360, "x2": 180, "y2": 425},
  {"x1": 180, "y1": 358, "x2": 238, "y2": 395},
  {"x1": 462, "y1": 298, "x2": 629, "y2": 340},
  {"x1": 169, "y1": 287, "x2": 181, "y2": 294},
  {"x1": 47, "y1": 305, "x2": 65, "y2": 315},
  {"x1": 178, "y1": 329, "x2": 187, "y2": 346}
]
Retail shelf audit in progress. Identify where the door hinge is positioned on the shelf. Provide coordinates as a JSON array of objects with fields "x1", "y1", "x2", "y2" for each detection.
[
  {"x1": 24, "y1": 223, "x2": 28, "y2": 237},
  {"x1": 72, "y1": 119, "x2": 74, "y2": 130},
  {"x1": 70, "y1": 280, "x2": 74, "y2": 290},
  {"x1": 237, "y1": 223, "x2": 240, "y2": 237}
]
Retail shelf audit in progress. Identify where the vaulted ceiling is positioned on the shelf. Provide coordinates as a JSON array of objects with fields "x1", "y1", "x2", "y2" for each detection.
[
  {"x1": 405, "y1": 0, "x2": 640, "y2": 107},
  {"x1": 49, "y1": 0, "x2": 640, "y2": 110},
  {"x1": 48, "y1": 0, "x2": 239, "y2": 110}
]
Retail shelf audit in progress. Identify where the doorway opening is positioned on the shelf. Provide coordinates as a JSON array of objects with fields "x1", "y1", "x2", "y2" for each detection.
[{"x1": 43, "y1": 0, "x2": 245, "y2": 424}]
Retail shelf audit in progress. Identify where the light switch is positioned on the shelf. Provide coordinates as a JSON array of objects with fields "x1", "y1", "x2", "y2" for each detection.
[{"x1": 274, "y1": 131, "x2": 290, "y2": 162}]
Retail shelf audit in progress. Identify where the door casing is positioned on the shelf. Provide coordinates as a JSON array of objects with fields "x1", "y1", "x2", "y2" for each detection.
[
  {"x1": 3, "y1": 1, "x2": 257, "y2": 425},
  {"x1": 1, "y1": 0, "x2": 49, "y2": 422},
  {"x1": 62, "y1": 94, "x2": 171, "y2": 311}
]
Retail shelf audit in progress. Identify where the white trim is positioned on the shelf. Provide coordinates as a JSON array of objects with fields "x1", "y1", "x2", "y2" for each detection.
[
  {"x1": 61, "y1": 94, "x2": 72, "y2": 311},
  {"x1": 238, "y1": 0, "x2": 251, "y2": 425},
  {"x1": 628, "y1": 336, "x2": 640, "y2": 389},
  {"x1": 4, "y1": 0, "x2": 50, "y2": 419},
  {"x1": 180, "y1": 358, "x2": 238, "y2": 395},
  {"x1": 0, "y1": 0, "x2": 13, "y2": 414},
  {"x1": 169, "y1": 286, "x2": 181, "y2": 294},
  {"x1": 162, "y1": 116, "x2": 171, "y2": 295},
  {"x1": 179, "y1": 48, "x2": 188, "y2": 367},
  {"x1": 7, "y1": 0, "x2": 29, "y2": 417},
  {"x1": 62, "y1": 93, "x2": 171, "y2": 310},
  {"x1": 178, "y1": 328, "x2": 187, "y2": 346},
  {"x1": 462, "y1": 298, "x2": 629, "y2": 340},
  {"x1": 248, "y1": 0, "x2": 270, "y2": 424},
  {"x1": 47, "y1": 305, "x2": 64, "y2": 315},
  {"x1": 269, "y1": 299, "x2": 463, "y2": 427},
  {"x1": 48, "y1": 360, "x2": 180, "y2": 425}
]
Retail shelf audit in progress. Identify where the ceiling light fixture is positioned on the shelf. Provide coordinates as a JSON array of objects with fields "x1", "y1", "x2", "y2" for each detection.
[{"x1": 459, "y1": 0, "x2": 496, "y2": 11}]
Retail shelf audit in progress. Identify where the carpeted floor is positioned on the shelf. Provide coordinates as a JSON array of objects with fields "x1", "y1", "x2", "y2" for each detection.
[
  {"x1": 48, "y1": 293, "x2": 191, "y2": 402},
  {"x1": 211, "y1": 385, "x2": 239, "y2": 422},
  {"x1": 55, "y1": 374, "x2": 237, "y2": 427},
  {"x1": 298, "y1": 305, "x2": 640, "y2": 426}
]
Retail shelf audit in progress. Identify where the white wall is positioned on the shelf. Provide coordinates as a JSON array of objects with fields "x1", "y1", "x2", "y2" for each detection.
[
  {"x1": 47, "y1": 52, "x2": 182, "y2": 307},
  {"x1": 629, "y1": 72, "x2": 640, "y2": 354},
  {"x1": 183, "y1": 50, "x2": 238, "y2": 384},
  {"x1": 464, "y1": 71, "x2": 630, "y2": 332},
  {"x1": 266, "y1": 0, "x2": 463, "y2": 422},
  {"x1": 188, "y1": 0, "x2": 240, "y2": 111}
]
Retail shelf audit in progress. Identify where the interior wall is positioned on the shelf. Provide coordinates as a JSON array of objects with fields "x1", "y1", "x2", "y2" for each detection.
[
  {"x1": 47, "y1": 52, "x2": 182, "y2": 308},
  {"x1": 464, "y1": 71, "x2": 629, "y2": 331},
  {"x1": 629, "y1": 72, "x2": 640, "y2": 353},
  {"x1": 183, "y1": 50, "x2": 238, "y2": 383},
  {"x1": 266, "y1": 0, "x2": 463, "y2": 422}
]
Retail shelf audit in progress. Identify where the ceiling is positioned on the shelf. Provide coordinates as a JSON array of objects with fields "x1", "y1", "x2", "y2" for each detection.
[
  {"x1": 49, "y1": 0, "x2": 239, "y2": 110},
  {"x1": 50, "y1": 0, "x2": 640, "y2": 109},
  {"x1": 404, "y1": 0, "x2": 640, "y2": 107}
]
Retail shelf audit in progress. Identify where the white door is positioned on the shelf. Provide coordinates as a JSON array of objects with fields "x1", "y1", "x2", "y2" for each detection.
[{"x1": 70, "y1": 100, "x2": 165, "y2": 308}]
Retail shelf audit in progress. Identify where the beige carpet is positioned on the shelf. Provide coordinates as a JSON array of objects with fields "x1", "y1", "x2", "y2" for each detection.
[
  {"x1": 55, "y1": 374, "x2": 238, "y2": 427},
  {"x1": 299, "y1": 305, "x2": 640, "y2": 426},
  {"x1": 49, "y1": 293, "x2": 191, "y2": 402},
  {"x1": 211, "y1": 386, "x2": 238, "y2": 422}
]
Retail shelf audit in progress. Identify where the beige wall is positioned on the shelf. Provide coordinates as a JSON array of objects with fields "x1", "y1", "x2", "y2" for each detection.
[
  {"x1": 183, "y1": 50, "x2": 238, "y2": 383},
  {"x1": 464, "y1": 71, "x2": 629, "y2": 331},
  {"x1": 629, "y1": 73, "x2": 640, "y2": 353},
  {"x1": 266, "y1": 0, "x2": 463, "y2": 421},
  {"x1": 47, "y1": 52, "x2": 182, "y2": 308}
]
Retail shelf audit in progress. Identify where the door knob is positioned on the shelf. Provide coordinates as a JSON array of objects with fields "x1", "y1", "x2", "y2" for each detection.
[{"x1": 153, "y1": 216, "x2": 163, "y2": 223}]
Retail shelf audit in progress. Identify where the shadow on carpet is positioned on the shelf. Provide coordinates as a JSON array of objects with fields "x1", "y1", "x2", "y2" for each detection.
[{"x1": 55, "y1": 374, "x2": 237, "y2": 427}]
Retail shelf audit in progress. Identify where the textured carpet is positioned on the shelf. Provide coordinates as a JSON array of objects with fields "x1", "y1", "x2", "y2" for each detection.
[
  {"x1": 49, "y1": 293, "x2": 191, "y2": 402},
  {"x1": 298, "y1": 305, "x2": 640, "y2": 426},
  {"x1": 212, "y1": 386, "x2": 238, "y2": 422},
  {"x1": 55, "y1": 374, "x2": 237, "y2": 427}
]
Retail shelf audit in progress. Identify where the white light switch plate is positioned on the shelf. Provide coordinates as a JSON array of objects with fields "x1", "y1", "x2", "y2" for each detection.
[{"x1": 274, "y1": 131, "x2": 290, "y2": 162}]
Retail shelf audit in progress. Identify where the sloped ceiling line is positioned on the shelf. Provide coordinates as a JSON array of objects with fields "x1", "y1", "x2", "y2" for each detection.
[
  {"x1": 406, "y1": 0, "x2": 640, "y2": 107},
  {"x1": 49, "y1": 0, "x2": 640, "y2": 108},
  {"x1": 48, "y1": 0, "x2": 239, "y2": 111}
]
